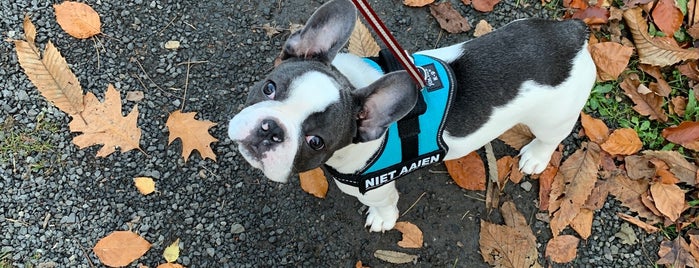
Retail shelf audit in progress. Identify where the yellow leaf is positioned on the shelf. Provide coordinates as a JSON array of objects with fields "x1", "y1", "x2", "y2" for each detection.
[
  {"x1": 93, "y1": 231, "x2": 151, "y2": 267},
  {"x1": 623, "y1": 8, "x2": 699, "y2": 66},
  {"x1": 394, "y1": 221, "x2": 423, "y2": 248},
  {"x1": 403, "y1": 0, "x2": 435, "y2": 7},
  {"x1": 163, "y1": 238, "x2": 180, "y2": 263},
  {"x1": 600, "y1": 128, "x2": 643, "y2": 156},
  {"x1": 68, "y1": 84, "x2": 142, "y2": 157},
  {"x1": 166, "y1": 110, "x2": 218, "y2": 162},
  {"x1": 580, "y1": 112, "x2": 609, "y2": 144},
  {"x1": 299, "y1": 168, "x2": 328, "y2": 198},
  {"x1": 14, "y1": 17, "x2": 84, "y2": 116},
  {"x1": 133, "y1": 177, "x2": 155, "y2": 195},
  {"x1": 54, "y1": 1, "x2": 101, "y2": 39},
  {"x1": 348, "y1": 18, "x2": 380, "y2": 57}
]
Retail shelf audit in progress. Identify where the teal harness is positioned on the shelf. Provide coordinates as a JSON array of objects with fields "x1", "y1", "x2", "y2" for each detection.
[{"x1": 325, "y1": 51, "x2": 456, "y2": 194}]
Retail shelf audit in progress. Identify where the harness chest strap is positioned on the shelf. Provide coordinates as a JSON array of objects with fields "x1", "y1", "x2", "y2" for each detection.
[{"x1": 324, "y1": 52, "x2": 456, "y2": 194}]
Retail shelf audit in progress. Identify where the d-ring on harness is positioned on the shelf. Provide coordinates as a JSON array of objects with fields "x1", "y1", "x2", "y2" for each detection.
[{"x1": 323, "y1": 1, "x2": 457, "y2": 194}]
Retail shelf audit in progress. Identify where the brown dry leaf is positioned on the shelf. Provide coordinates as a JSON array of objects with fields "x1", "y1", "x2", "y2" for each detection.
[
  {"x1": 496, "y1": 156, "x2": 514, "y2": 188},
  {"x1": 501, "y1": 201, "x2": 529, "y2": 229},
  {"x1": 538, "y1": 166, "x2": 558, "y2": 211},
  {"x1": 572, "y1": 6, "x2": 611, "y2": 25},
  {"x1": 608, "y1": 174, "x2": 663, "y2": 224},
  {"x1": 644, "y1": 150, "x2": 698, "y2": 185},
  {"x1": 690, "y1": 234, "x2": 699, "y2": 261},
  {"x1": 15, "y1": 16, "x2": 84, "y2": 116},
  {"x1": 662, "y1": 121, "x2": 699, "y2": 151},
  {"x1": 620, "y1": 74, "x2": 668, "y2": 122},
  {"x1": 638, "y1": 64, "x2": 672, "y2": 97},
  {"x1": 498, "y1": 124, "x2": 534, "y2": 150},
  {"x1": 657, "y1": 237, "x2": 698, "y2": 267},
  {"x1": 625, "y1": 155, "x2": 655, "y2": 180},
  {"x1": 133, "y1": 177, "x2": 155, "y2": 195},
  {"x1": 652, "y1": 0, "x2": 684, "y2": 35},
  {"x1": 471, "y1": 0, "x2": 501, "y2": 12},
  {"x1": 583, "y1": 180, "x2": 610, "y2": 210},
  {"x1": 670, "y1": 96, "x2": 687, "y2": 116},
  {"x1": 54, "y1": 1, "x2": 101, "y2": 39},
  {"x1": 678, "y1": 60, "x2": 699, "y2": 81},
  {"x1": 445, "y1": 151, "x2": 486, "y2": 191},
  {"x1": 260, "y1": 23, "x2": 281, "y2": 38},
  {"x1": 550, "y1": 143, "x2": 601, "y2": 236},
  {"x1": 600, "y1": 128, "x2": 643, "y2": 156},
  {"x1": 298, "y1": 168, "x2": 328, "y2": 198},
  {"x1": 403, "y1": 0, "x2": 435, "y2": 7},
  {"x1": 93, "y1": 231, "x2": 151, "y2": 267},
  {"x1": 166, "y1": 110, "x2": 218, "y2": 162},
  {"x1": 394, "y1": 221, "x2": 423, "y2": 248},
  {"x1": 473, "y1": 20, "x2": 493, "y2": 37},
  {"x1": 570, "y1": 209, "x2": 593, "y2": 239},
  {"x1": 580, "y1": 112, "x2": 609, "y2": 143},
  {"x1": 479, "y1": 221, "x2": 539, "y2": 268},
  {"x1": 565, "y1": 0, "x2": 589, "y2": 9},
  {"x1": 68, "y1": 84, "x2": 142, "y2": 157},
  {"x1": 429, "y1": 2, "x2": 471, "y2": 34},
  {"x1": 156, "y1": 263, "x2": 184, "y2": 268},
  {"x1": 348, "y1": 18, "x2": 380, "y2": 57},
  {"x1": 509, "y1": 157, "x2": 524, "y2": 184},
  {"x1": 589, "y1": 42, "x2": 633, "y2": 81},
  {"x1": 641, "y1": 191, "x2": 664, "y2": 217},
  {"x1": 617, "y1": 212, "x2": 660, "y2": 232},
  {"x1": 545, "y1": 235, "x2": 580, "y2": 263},
  {"x1": 650, "y1": 182, "x2": 686, "y2": 221},
  {"x1": 623, "y1": 7, "x2": 699, "y2": 66},
  {"x1": 548, "y1": 173, "x2": 566, "y2": 214}
]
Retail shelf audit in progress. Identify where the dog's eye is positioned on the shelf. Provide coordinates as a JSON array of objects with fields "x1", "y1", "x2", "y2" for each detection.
[
  {"x1": 305, "y1": 135, "x2": 325, "y2": 150},
  {"x1": 262, "y1": 81, "x2": 276, "y2": 99}
]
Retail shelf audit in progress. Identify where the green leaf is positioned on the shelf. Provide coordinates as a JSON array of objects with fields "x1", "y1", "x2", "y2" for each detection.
[{"x1": 677, "y1": 0, "x2": 688, "y2": 15}]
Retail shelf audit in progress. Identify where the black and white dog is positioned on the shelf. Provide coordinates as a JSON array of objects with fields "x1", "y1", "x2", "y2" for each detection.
[{"x1": 228, "y1": 0, "x2": 596, "y2": 232}]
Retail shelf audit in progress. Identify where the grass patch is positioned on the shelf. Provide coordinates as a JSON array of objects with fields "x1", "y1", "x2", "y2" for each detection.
[
  {"x1": 0, "y1": 111, "x2": 59, "y2": 171},
  {"x1": 0, "y1": 250, "x2": 10, "y2": 268}
]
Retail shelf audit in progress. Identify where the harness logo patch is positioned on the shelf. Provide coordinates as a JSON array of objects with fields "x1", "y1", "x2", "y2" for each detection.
[{"x1": 418, "y1": 63, "x2": 443, "y2": 92}]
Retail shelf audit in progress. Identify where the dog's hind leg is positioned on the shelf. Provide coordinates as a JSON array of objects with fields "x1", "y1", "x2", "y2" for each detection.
[{"x1": 518, "y1": 115, "x2": 579, "y2": 174}]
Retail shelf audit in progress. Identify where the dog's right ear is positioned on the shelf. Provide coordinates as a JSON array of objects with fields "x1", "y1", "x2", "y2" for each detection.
[
  {"x1": 352, "y1": 71, "x2": 419, "y2": 142},
  {"x1": 280, "y1": 0, "x2": 357, "y2": 63}
]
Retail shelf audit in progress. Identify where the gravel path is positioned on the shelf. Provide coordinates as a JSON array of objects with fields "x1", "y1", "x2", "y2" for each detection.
[{"x1": 1, "y1": 0, "x2": 660, "y2": 267}]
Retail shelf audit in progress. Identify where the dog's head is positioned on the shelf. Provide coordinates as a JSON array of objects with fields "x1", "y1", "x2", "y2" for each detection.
[{"x1": 228, "y1": 0, "x2": 418, "y2": 182}]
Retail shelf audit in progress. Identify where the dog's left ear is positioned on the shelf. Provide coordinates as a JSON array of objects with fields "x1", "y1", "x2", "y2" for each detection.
[
  {"x1": 280, "y1": 0, "x2": 357, "y2": 63},
  {"x1": 353, "y1": 71, "x2": 419, "y2": 142}
]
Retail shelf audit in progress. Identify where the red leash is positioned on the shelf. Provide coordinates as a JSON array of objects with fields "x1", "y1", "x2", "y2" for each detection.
[{"x1": 350, "y1": 0, "x2": 426, "y2": 89}]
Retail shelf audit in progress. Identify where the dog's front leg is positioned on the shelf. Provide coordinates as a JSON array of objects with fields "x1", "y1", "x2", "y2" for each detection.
[{"x1": 334, "y1": 179, "x2": 399, "y2": 232}]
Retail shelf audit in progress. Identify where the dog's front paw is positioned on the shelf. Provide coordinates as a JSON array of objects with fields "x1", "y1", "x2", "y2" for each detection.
[
  {"x1": 365, "y1": 205, "x2": 399, "y2": 232},
  {"x1": 519, "y1": 139, "x2": 553, "y2": 174}
]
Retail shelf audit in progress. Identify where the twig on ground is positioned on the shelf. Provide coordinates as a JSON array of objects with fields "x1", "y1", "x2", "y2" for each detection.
[
  {"x1": 78, "y1": 243, "x2": 96, "y2": 268},
  {"x1": 157, "y1": 14, "x2": 180, "y2": 36},
  {"x1": 463, "y1": 193, "x2": 485, "y2": 202},
  {"x1": 5, "y1": 218, "x2": 29, "y2": 226},
  {"x1": 401, "y1": 192, "x2": 427, "y2": 217}
]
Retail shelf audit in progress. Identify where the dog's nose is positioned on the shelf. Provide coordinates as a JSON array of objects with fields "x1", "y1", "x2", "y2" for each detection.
[{"x1": 257, "y1": 119, "x2": 285, "y2": 144}]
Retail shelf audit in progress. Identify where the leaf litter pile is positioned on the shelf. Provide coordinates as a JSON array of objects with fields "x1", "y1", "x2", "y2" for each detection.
[{"x1": 9, "y1": 0, "x2": 699, "y2": 266}]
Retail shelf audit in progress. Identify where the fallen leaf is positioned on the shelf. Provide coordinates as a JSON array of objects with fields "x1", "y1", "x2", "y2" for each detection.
[
  {"x1": 690, "y1": 234, "x2": 699, "y2": 261},
  {"x1": 403, "y1": 0, "x2": 435, "y2": 7},
  {"x1": 164, "y1": 40, "x2": 180, "y2": 50},
  {"x1": 640, "y1": 191, "x2": 664, "y2": 217},
  {"x1": 496, "y1": 156, "x2": 514, "y2": 188},
  {"x1": 355, "y1": 260, "x2": 370, "y2": 268},
  {"x1": 572, "y1": 6, "x2": 610, "y2": 25},
  {"x1": 580, "y1": 112, "x2": 609, "y2": 143},
  {"x1": 163, "y1": 238, "x2": 180, "y2": 263},
  {"x1": 651, "y1": 0, "x2": 684, "y2": 35},
  {"x1": 501, "y1": 201, "x2": 529, "y2": 229},
  {"x1": 509, "y1": 158, "x2": 524, "y2": 184},
  {"x1": 348, "y1": 18, "x2": 380, "y2": 57},
  {"x1": 445, "y1": 151, "x2": 486, "y2": 191},
  {"x1": 565, "y1": 0, "x2": 589, "y2": 9},
  {"x1": 156, "y1": 263, "x2": 184, "y2": 268},
  {"x1": 589, "y1": 42, "x2": 633, "y2": 81},
  {"x1": 498, "y1": 124, "x2": 534, "y2": 150},
  {"x1": 479, "y1": 221, "x2": 539, "y2": 268},
  {"x1": 429, "y1": 2, "x2": 471, "y2": 34},
  {"x1": 653, "y1": 159, "x2": 681, "y2": 184},
  {"x1": 617, "y1": 212, "x2": 660, "y2": 233},
  {"x1": 260, "y1": 23, "x2": 281, "y2": 38},
  {"x1": 471, "y1": 0, "x2": 502, "y2": 12},
  {"x1": 550, "y1": 143, "x2": 601, "y2": 235},
  {"x1": 545, "y1": 235, "x2": 579, "y2": 263},
  {"x1": 299, "y1": 168, "x2": 328, "y2": 198},
  {"x1": 650, "y1": 182, "x2": 686, "y2": 221},
  {"x1": 570, "y1": 209, "x2": 593, "y2": 239},
  {"x1": 657, "y1": 237, "x2": 698, "y2": 267},
  {"x1": 608, "y1": 174, "x2": 663, "y2": 224},
  {"x1": 600, "y1": 128, "x2": 643, "y2": 155},
  {"x1": 166, "y1": 110, "x2": 218, "y2": 162},
  {"x1": 678, "y1": 60, "x2": 699, "y2": 81},
  {"x1": 394, "y1": 221, "x2": 423, "y2": 248},
  {"x1": 54, "y1": 1, "x2": 101, "y2": 39},
  {"x1": 619, "y1": 74, "x2": 668, "y2": 122},
  {"x1": 644, "y1": 150, "x2": 698, "y2": 185},
  {"x1": 15, "y1": 16, "x2": 84, "y2": 116},
  {"x1": 623, "y1": 7, "x2": 699, "y2": 66},
  {"x1": 125, "y1": 91, "x2": 145, "y2": 102},
  {"x1": 614, "y1": 222, "x2": 640, "y2": 244},
  {"x1": 638, "y1": 64, "x2": 672, "y2": 97},
  {"x1": 670, "y1": 96, "x2": 687, "y2": 116},
  {"x1": 93, "y1": 231, "x2": 151, "y2": 267},
  {"x1": 624, "y1": 155, "x2": 655, "y2": 180},
  {"x1": 68, "y1": 84, "x2": 142, "y2": 157},
  {"x1": 133, "y1": 177, "x2": 155, "y2": 195},
  {"x1": 473, "y1": 20, "x2": 493, "y2": 37},
  {"x1": 373, "y1": 250, "x2": 418, "y2": 264},
  {"x1": 662, "y1": 121, "x2": 699, "y2": 151},
  {"x1": 548, "y1": 173, "x2": 566, "y2": 214},
  {"x1": 583, "y1": 180, "x2": 610, "y2": 210}
]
